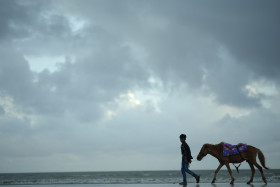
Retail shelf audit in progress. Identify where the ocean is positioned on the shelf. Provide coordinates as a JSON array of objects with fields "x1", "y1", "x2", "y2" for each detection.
[{"x1": 0, "y1": 169, "x2": 279, "y2": 185}]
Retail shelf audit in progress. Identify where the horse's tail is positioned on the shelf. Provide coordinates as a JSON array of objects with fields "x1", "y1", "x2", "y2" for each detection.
[{"x1": 258, "y1": 149, "x2": 269, "y2": 170}]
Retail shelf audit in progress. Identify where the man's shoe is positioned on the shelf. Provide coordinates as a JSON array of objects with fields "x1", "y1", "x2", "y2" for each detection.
[
  {"x1": 179, "y1": 182, "x2": 187, "y2": 185},
  {"x1": 196, "y1": 175, "x2": 200, "y2": 183}
]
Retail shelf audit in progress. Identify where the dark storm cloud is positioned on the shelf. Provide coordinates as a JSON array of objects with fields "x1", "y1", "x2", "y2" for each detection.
[
  {"x1": 199, "y1": 1, "x2": 280, "y2": 80},
  {"x1": 155, "y1": 0, "x2": 280, "y2": 107},
  {"x1": 145, "y1": 0, "x2": 280, "y2": 107},
  {"x1": 68, "y1": 0, "x2": 280, "y2": 107},
  {"x1": 1, "y1": 0, "x2": 279, "y2": 110},
  {"x1": 156, "y1": 0, "x2": 280, "y2": 80},
  {"x1": 0, "y1": 0, "x2": 148, "y2": 118},
  {"x1": 0, "y1": 0, "x2": 46, "y2": 41},
  {"x1": 3, "y1": 0, "x2": 279, "y2": 108},
  {"x1": 204, "y1": 58, "x2": 262, "y2": 107},
  {"x1": 0, "y1": 0, "x2": 30, "y2": 40},
  {"x1": 0, "y1": 0, "x2": 80, "y2": 57},
  {"x1": 42, "y1": 44, "x2": 150, "y2": 122}
]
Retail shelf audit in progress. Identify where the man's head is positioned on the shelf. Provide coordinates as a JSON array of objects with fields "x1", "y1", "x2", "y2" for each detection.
[{"x1": 179, "y1": 134, "x2": 186, "y2": 142}]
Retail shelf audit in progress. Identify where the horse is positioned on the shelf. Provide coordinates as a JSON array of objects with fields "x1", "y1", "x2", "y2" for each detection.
[{"x1": 197, "y1": 142, "x2": 269, "y2": 184}]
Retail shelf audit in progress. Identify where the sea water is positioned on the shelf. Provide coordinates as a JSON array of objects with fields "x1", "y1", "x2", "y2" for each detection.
[{"x1": 0, "y1": 170, "x2": 279, "y2": 184}]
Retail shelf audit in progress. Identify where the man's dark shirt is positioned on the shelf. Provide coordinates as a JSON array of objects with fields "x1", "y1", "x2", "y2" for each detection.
[{"x1": 181, "y1": 141, "x2": 193, "y2": 162}]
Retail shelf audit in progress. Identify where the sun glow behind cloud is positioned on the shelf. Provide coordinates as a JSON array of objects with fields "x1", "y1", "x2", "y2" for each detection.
[{"x1": 244, "y1": 80, "x2": 278, "y2": 108}]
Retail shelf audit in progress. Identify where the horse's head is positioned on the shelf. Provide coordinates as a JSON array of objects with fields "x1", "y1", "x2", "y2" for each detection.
[{"x1": 197, "y1": 144, "x2": 211, "y2": 161}]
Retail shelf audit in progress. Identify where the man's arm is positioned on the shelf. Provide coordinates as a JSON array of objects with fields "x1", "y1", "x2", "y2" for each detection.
[{"x1": 184, "y1": 143, "x2": 193, "y2": 163}]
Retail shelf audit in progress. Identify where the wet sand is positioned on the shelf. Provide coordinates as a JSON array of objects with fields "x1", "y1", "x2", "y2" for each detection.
[{"x1": 0, "y1": 183, "x2": 277, "y2": 187}]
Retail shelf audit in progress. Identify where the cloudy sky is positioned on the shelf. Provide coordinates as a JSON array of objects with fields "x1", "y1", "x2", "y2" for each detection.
[{"x1": 0, "y1": 0, "x2": 280, "y2": 173}]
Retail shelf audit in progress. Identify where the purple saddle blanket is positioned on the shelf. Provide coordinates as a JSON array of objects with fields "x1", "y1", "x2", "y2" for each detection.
[{"x1": 223, "y1": 143, "x2": 247, "y2": 157}]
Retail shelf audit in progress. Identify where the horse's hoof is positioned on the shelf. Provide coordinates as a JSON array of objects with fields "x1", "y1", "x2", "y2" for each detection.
[
  {"x1": 230, "y1": 181, "x2": 234, "y2": 185},
  {"x1": 247, "y1": 181, "x2": 251, "y2": 184},
  {"x1": 211, "y1": 180, "x2": 215, "y2": 184}
]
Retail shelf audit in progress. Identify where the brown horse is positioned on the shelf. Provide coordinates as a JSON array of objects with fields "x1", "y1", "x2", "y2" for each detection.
[{"x1": 197, "y1": 142, "x2": 269, "y2": 184}]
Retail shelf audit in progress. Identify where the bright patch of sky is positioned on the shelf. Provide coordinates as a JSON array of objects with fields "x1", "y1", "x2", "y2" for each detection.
[
  {"x1": 24, "y1": 55, "x2": 65, "y2": 73},
  {"x1": 244, "y1": 80, "x2": 278, "y2": 109},
  {"x1": 68, "y1": 16, "x2": 88, "y2": 33}
]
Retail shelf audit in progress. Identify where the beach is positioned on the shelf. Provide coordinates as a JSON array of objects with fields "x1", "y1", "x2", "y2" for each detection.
[
  {"x1": 0, "y1": 184, "x2": 279, "y2": 187},
  {"x1": 1, "y1": 170, "x2": 279, "y2": 186}
]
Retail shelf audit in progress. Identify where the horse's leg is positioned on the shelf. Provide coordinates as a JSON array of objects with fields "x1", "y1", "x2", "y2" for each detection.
[
  {"x1": 253, "y1": 161, "x2": 267, "y2": 184},
  {"x1": 247, "y1": 162, "x2": 255, "y2": 184},
  {"x1": 225, "y1": 163, "x2": 235, "y2": 184},
  {"x1": 212, "y1": 163, "x2": 223, "y2": 184}
]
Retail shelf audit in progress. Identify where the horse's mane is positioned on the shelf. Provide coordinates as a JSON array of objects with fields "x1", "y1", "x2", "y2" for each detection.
[
  {"x1": 204, "y1": 142, "x2": 225, "y2": 146},
  {"x1": 211, "y1": 142, "x2": 225, "y2": 152}
]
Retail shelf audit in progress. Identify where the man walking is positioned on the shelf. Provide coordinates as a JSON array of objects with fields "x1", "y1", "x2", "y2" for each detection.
[{"x1": 179, "y1": 134, "x2": 200, "y2": 185}]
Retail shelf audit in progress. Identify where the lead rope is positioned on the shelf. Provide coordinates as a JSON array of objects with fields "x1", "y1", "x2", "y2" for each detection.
[
  {"x1": 232, "y1": 163, "x2": 242, "y2": 173},
  {"x1": 233, "y1": 146, "x2": 247, "y2": 173}
]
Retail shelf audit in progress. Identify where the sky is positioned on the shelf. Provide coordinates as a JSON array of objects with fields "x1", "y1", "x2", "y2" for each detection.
[{"x1": 0, "y1": 0, "x2": 280, "y2": 173}]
